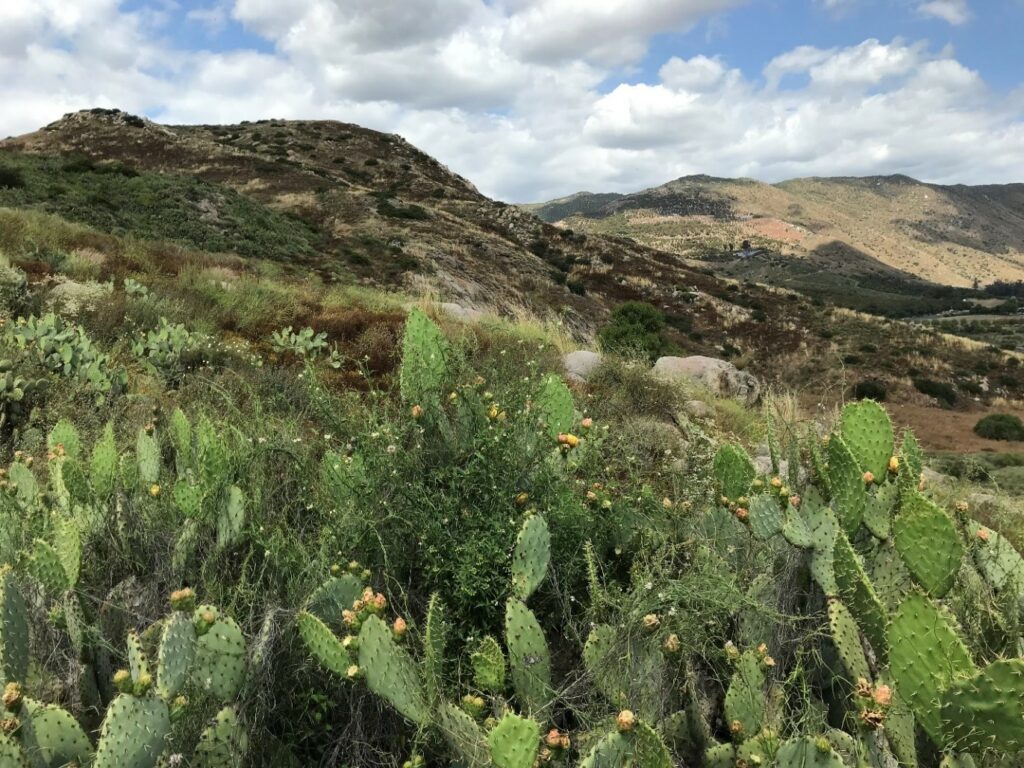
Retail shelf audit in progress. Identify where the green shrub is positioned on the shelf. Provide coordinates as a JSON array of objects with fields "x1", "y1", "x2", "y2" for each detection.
[
  {"x1": 597, "y1": 301, "x2": 672, "y2": 361},
  {"x1": 974, "y1": 414, "x2": 1024, "y2": 441},
  {"x1": 913, "y1": 377, "x2": 958, "y2": 407},
  {"x1": 0, "y1": 166, "x2": 25, "y2": 189}
]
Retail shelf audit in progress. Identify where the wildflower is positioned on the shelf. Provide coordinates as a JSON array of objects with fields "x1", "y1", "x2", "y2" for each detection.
[
  {"x1": 149, "y1": 484, "x2": 161, "y2": 498},
  {"x1": 346, "y1": 665, "x2": 363, "y2": 680}
]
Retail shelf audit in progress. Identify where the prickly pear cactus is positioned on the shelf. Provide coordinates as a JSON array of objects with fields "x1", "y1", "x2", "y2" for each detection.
[
  {"x1": 748, "y1": 494, "x2": 784, "y2": 541},
  {"x1": 28, "y1": 539, "x2": 70, "y2": 595},
  {"x1": 173, "y1": 479, "x2": 204, "y2": 519},
  {"x1": 968, "y1": 521, "x2": 1024, "y2": 594},
  {"x1": 487, "y1": 712, "x2": 539, "y2": 768},
  {"x1": 0, "y1": 733, "x2": 26, "y2": 767},
  {"x1": 713, "y1": 445, "x2": 754, "y2": 501},
  {"x1": 47, "y1": 419, "x2": 81, "y2": 460},
  {"x1": 579, "y1": 732, "x2": 630, "y2": 768},
  {"x1": 888, "y1": 593, "x2": 975, "y2": 742},
  {"x1": 157, "y1": 612, "x2": 196, "y2": 699},
  {"x1": 197, "y1": 416, "x2": 230, "y2": 494},
  {"x1": 862, "y1": 482, "x2": 896, "y2": 540},
  {"x1": 136, "y1": 427, "x2": 160, "y2": 485},
  {"x1": 504, "y1": 599, "x2": 552, "y2": 715},
  {"x1": 536, "y1": 374, "x2": 574, "y2": 440},
  {"x1": 93, "y1": 694, "x2": 171, "y2": 768},
  {"x1": 833, "y1": 532, "x2": 888, "y2": 662},
  {"x1": 17, "y1": 697, "x2": 94, "y2": 768},
  {"x1": 840, "y1": 400, "x2": 893, "y2": 482},
  {"x1": 52, "y1": 516, "x2": 81, "y2": 588},
  {"x1": 0, "y1": 570, "x2": 30, "y2": 687},
  {"x1": 192, "y1": 613, "x2": 247, "y2": 702},
  {"x1": 91, "y1": 421, "x2": 118, "y2": 499},
  {"x1": 423, "y1": 593, "x2": 446, "y2": 705},
  {"x1": 775, "y1": 736, "x2": 845, "y2": 768},
  {"x1": 193, "y1": 705, "x2": 248, "y2": 768},
  {"x1": 399, "y1": 308, "x2": 449, "y2": 409},
  {"x1": 893, "y1": 494, "x2": 963, "y2": 598},
  {"x1": 304, "y1": 574, "x2": 362, "y2": 630},
  {"x1": 127, "y1": 630, "x2": 151, "y2": 683},
  {"x1": 440, "y1": 702, "x2": 490, "y2": 767},
  {"x1": 511, "y1": 515, "x2": 550, "y2": 601},
  {"x1": 296, "y1": 611, "x2": 351, "y2": 676},
  {"x1": 358, "y1": 614, "x2": 428, "y2": 724},
  {"x1": 724, "y1": 649, "x2": 766, "y2": 741},
  {"x1": 583, "y1": 625, "x2": 663, "y2": 719},
  {"x1": 216, "y1": 485, "x2": 245, "y2": 550},
  {"x1": 939, "y1": 659, "x2": 1024, "y2": 752},
  {"x1": 826, "y1": 435, "x2": 865, "y2": 534},
  {"x1": 827, "y1": 600, "x2": 870, "y2": 683},
  {"x1": 471, "y1": 635, "x2": 506, "y2": 693},
  {"x1": 169, "y1": 408, "x2": 192, "y2": 474}
]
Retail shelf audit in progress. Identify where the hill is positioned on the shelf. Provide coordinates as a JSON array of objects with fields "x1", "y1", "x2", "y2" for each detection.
[
  {"x1": 2, "y1": 109, "x2": 1024, "y2": 429},
  {"x1": 527, "y1": 174, "x2": 1024, "y2": 316}
]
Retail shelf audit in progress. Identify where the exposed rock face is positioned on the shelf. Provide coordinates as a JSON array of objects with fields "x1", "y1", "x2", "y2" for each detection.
[
  {"x1": 563, "y1": 350, "x2": 603, "y2": 383},
  {"x1": 652, "y1": 355, "x2": 761, "y2": 405},
  {"x1": 439, "y1": 302, "x2": 484, "y2": 321},
  {"x1": 683, "y1": 400, "x2": 713, "y2": 419}
]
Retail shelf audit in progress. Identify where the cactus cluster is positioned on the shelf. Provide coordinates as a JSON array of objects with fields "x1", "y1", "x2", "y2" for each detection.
[
  {"x1": 0, "y1": 572, "x2": 249, "y2": 767},
  {"x1": 0, "y1": 359, "x2": 46, "y2": 437}
]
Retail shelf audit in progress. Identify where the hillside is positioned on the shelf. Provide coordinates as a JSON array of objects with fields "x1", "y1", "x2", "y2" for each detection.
[
  {"x1": 2, "y1": 109, "x2": 1024, "y2": 433},
  {"x1": 528, "y1": 174, "x2": 1024, "y2": 315}
]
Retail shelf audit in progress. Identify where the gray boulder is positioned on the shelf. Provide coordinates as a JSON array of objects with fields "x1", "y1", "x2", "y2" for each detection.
[
  {"x1": 652, "y1": 355, "x2": 761, "y2": 405},
  {"x1": 439, "y1": 302, "x2": 484, "y2": 321},
  {"x1": 563, "y1": 350, "x2": 603, "y2": 383}
]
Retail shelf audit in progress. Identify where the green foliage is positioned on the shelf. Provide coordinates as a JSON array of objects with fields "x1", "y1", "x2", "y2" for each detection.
[
  {"x1": 399, "y1": 308, "x2": 449, "y2": 408},
  {"x1": 358, "y1": 614, "x2": 429, "y2": 724},
  {"x1": 913, "y1": 377, "x2": 958, "y2": 407},
  {"x1": 132, "y1": 317, "x2": 209, "y2": 375},
  {"x1": 893, "y1": 493, "x2": 963, "y2": 598},
  {"x1": 487, "y1": 713, "x2": 539, "y2": 768},
  {"x1": 973, "y1": 413, "x2": 1024, "y2": 441},
  {"x1": 270, "y1": 326, "x2": 328, "y2": 358},
  {"x1": 511, "y1": 514, "x2": 550, "y2": 601},
  {"x1": 504, "y1": 599, "x2": 552, "y2": 715},
  {"x1": 713, "y1": 444, "x2": 755, "y2": 501},
  {"x1": 597, "y1": 301, "x2": 671, "y2": 361},
  {"x1": 0, "y1": 359, "x2": 46, "y2": 436}
]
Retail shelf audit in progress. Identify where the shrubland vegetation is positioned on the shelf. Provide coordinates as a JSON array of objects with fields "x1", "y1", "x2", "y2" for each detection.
[{"x1": 0, "y1": 201, "x2": 1021, "y2": 768}]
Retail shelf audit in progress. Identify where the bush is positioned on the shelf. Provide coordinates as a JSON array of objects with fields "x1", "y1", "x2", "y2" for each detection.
[
  {"x1": 598, "y1": 301, "x2": 671, "y2": 361},
  {"x1": 913, "y1": 377, "x2": 958, "y2": 407},
  {"x1": 852, "y1": 379, "x2": 887, "y2": 401},
  {"x1": 974, "y1": 414, "x2": 1024, "y2": 441},
  {"x1": 0, "y1": 166, "x2": 25, "y2": 189}
]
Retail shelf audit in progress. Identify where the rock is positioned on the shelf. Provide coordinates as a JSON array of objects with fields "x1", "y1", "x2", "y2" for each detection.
[
  {"x1": 439, "y1": 302, "x2": 484, "y2": 321},
  {"x1": 683, "y1": 400, "x2": 713, "y2": 419},
  {"x1": 652, "y1": 355, "x2": 761, "y2": 405},
  {"x1": 563, "y1": 350, "x2": 603, "y2": 383},
  {"x1": 921, "y1": 467, "x2": 953, "y2": 489}
]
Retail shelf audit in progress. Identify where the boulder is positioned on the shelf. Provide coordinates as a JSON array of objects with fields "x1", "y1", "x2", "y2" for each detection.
[
  {"x1": 563, "y1": 350, "x2": 603, "y2": 383},
  {"x1": 683, "y1": 400, "x2": 713, "y2": 419},
  {"x1": 652, "y1": 355, "x2": 761, "y2": 405},
  {"x1": 439, "y1": 302, "x2": 484, "y2": 322}
]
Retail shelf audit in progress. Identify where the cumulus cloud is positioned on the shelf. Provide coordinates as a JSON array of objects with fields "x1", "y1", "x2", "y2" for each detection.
[
  {"x1": 1, "y1": 0, "x2": 1021, "y2": 202},
  {"x1": 917, "y1": 0, "x2": 971, "y2": 25}
]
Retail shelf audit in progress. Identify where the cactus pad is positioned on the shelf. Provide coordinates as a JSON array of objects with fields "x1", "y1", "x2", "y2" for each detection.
[
  {"x1": 968, "y1": 521, "x2": 1024, "y2": 594},
  {"x1": 471, "y1": 635, "x2": 506, "y2": 693},
  {"x1": 47, "y1": 419, "x2": 81, "y2": 460},
  {"x1": 440, "y1": 702, "x2": 490, "y2": 767},
  {"x1": 197, "y1": 416, "x2": 230, "y2": 493},
  {"x1": 827, "y1": 434, "x2": 866, "y2": 534},
  {"x1": 579, "y1": 732, "x2": 631, "y2": 768},
  {"x1": 52, "y1": 516, "x2": 81, "y2": 589},
  {"x1": 775, "y1": 737, "x2": 844, "y2": 768},
  {"x1": 893, "y1": 494, "x2": 963, "y2": 598},
  {"x1": 304, "y1": 574, "x2": 362, "y2": 630},
  {"x1": 93, "y1": 694, "x2": 170, "y2": 768},
  {"x1": 833, "y1": 532, "x2": 889, "y2": 662},
  {"x1": 702, "y1": 742, "x2": 736, "y2": 768},
  {"x1": 0, "y1": 733, "x2": 27, "y2": 767},
  {"x1": 840, "y1": 400, "x2": 894, "y2": 481},
  {"x1": 193, "y1": 705, "x2": 248, "y2": 768},
  {"x1": 19, "y1": 697, "x2": 94, "y2": 768},
  {"x1": 216, "y1": 485, "x2": 245, "y2": 550},
  {"x1": 399, "y1": 308, "x2": 449, "y2": 408},
  {"x1": 511, "y1": 515, "x2": 550, "y2": 600},
  {"x1": 127, "y1": 630, "x2": 151, "y2": 682},
  {"x1": 632, "y1": 721, "x2": 673, "y2": 768},
  {"x1": 28, "y1": 539, "x2": 69, "y2": 595},
  {"x1": 713, "y1": 445, "x2": 755, "y2": 500},
  {"x1": 422, "y1": 593, "x2": 446, "y2": 704},
  {"x1": 862, "y1": 483, "x2": 897, "y2": 541},
  {"x1": 358, "y1": 614, "x2": 428, "y2": 724},
  {"x1": 173, "y1": 480, "x2": 204, "y2": 519},
  {"x1": 136, "y1": 427, "x2": 160, "y2": 485},
  {"x1": 827, "y1": 600, "x2": 870, "y2": 683},
  {"x1": 296, "y1": 611, "x2": 351, "y2": 677},
  {"x1": 505, "y1": 599, "x2": 552, "y2": 715},
  {"x1": 724, "y1": 650, "x2": 766, "y2": 741},
  {"x1": 748, "y1": 494, "x2": 784, "y2": 541},
  {"x1": 169, "y1": 408, "x2": 192, "y2": 473},
  {"x1": 537, "y1": 374, "x2": 575, "y2": 440},
  {"x1": 487, "y1": 713, "x2": 539, "y2": 768},
  {"x1": 940, "y1": 659, "x2": 1024, "y2": 752},
  {"x1": 8, "y1": 462, "x2": 38, "y2": 506},
  {"x1": 583, "y1": 625, "x2": 663, "y2": 719},
  {"x1": 0, "y1": 570, "x2": 29, "y2": 687},
  {"x1": 888, "y1": 593, "x2": 975, "y2": 742},
  {"x1": 192, "y1": 616, "x2": 247, "y2": 702},
  {"x1": 157, "y1": 612, "x2": 196, "y2": 699}
]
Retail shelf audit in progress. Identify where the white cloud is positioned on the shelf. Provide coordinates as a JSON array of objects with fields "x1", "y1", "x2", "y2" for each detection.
[
  {"x1": 1, "y1": 1, "x2": 1021, "y2": 203},
  {"x1": 917, "y1": 0, "x2": 971, "y2": 25}
]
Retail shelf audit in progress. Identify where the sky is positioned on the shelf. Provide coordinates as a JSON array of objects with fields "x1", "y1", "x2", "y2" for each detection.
[{"x1": 2, "y1": 0, "x2": 1023, "y2": 202}]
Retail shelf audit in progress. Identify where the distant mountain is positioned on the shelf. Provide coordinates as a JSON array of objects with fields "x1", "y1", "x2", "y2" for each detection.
[{"x1": 527, "y1": 174, "x2": 1024, "y2": 296}]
